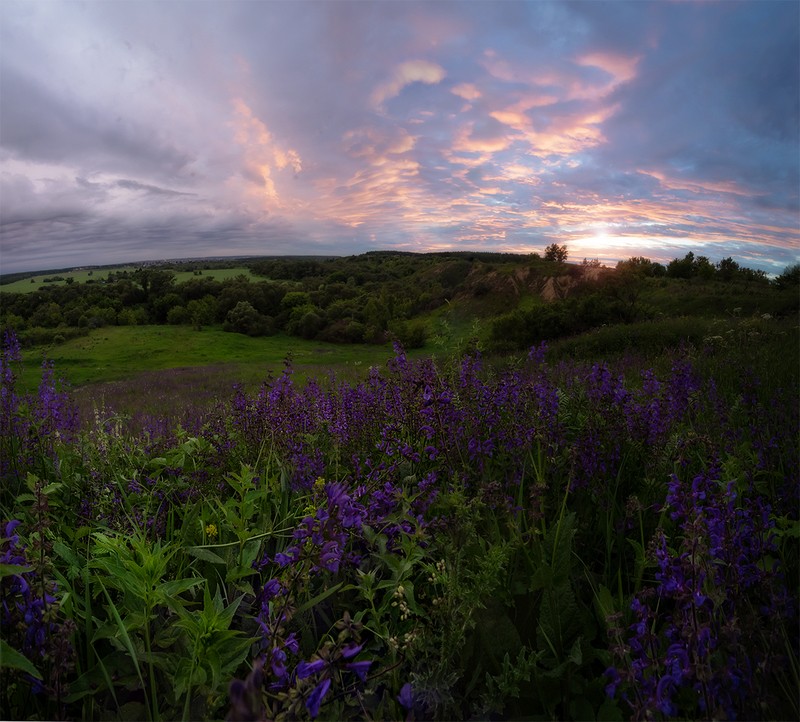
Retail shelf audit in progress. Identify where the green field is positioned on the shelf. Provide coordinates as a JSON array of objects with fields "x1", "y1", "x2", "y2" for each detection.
[
  {"x1": 17, "y1": 325, "x2": 408, "y2": 392},
  {"x1": 1, "y1": 266, "x2": 258, "y2": 293}
]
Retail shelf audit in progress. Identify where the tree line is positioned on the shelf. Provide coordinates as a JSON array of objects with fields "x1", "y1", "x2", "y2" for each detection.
[{"x1": 1, "y1": 250, "x2": 797, "y2": 350}]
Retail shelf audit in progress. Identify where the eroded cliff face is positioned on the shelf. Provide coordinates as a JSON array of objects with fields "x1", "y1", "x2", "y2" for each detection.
[{"x1": 461, "y1": 264, "x2": 606, "y2": 303}]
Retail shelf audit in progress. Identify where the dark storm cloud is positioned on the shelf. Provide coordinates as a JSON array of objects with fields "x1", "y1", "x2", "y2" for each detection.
[{"x1": 114, "y1": 180, "x2": 196, "y2": 198}]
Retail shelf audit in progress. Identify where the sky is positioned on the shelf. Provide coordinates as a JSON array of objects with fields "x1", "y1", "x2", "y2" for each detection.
[{"x1": 1, "y1": 0, "x2": 798, "y2": 275}]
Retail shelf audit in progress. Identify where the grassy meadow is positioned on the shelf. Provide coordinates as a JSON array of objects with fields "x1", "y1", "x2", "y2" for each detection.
[
  {"x1": 17, "y1": 326, "x2": 400, "y2": 390},
  {"x1": 1, "y1": 267, "x2": 258, "y2": 294},
  {"x1": 15, "y1": 325, "x2": 420, "y2": 437},
  {"x1": 1, "y1": 312, "x2": 798, "y2": 721}
]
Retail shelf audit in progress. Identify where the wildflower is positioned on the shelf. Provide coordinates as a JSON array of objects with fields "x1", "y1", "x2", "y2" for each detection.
[
  {"x1": 340, "y1": 642, "x2": 363, "y2": 659},
  {"x1": 205, "y1": 523, "x2": 218, "y2": 539},
  {"x1": 344, "y1": 659, "x2": 372, "y2": 682},
  {"x1": 297, "y1": 658, "x2": 327, "y2": 679},
  {"x1": 306, "y1": 677, "x2": 331, "y2": 718},
  {"x1": 397, "y1": 682, "x2": 414, "y2": 710},
  {"x1": 261, "y1": 578, "x2": 283, "y2": 601}
]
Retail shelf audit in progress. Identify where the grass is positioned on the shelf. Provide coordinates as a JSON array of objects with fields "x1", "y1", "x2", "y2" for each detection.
[
  {"x1": 1, "y1": 267, "x2": 258, "y2": 294},
  {"x1": 18, "y1": 326, "x2": 403, "y2": 394}
]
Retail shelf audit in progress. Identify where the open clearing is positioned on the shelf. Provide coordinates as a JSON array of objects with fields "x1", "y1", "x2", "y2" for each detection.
[{"x1": 18, "y1": 325, "x2": 402, "y2": 393}]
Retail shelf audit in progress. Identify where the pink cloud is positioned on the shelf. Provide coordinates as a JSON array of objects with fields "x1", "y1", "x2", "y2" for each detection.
[
  {"x1": 451, "y1": 82, "x2": 482, "y2": 101},
  {"x1": 370, "y1": 60, "x2": 446, "y2": 110}
]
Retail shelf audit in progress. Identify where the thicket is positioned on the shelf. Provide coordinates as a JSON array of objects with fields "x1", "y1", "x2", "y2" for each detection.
[{"x1": 1, "y1": 319, "x2": 798, "y2": 721}]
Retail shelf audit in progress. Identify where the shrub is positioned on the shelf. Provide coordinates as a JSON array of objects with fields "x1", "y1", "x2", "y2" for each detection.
[{"x1": 224, "y1": 301, "x2": 272, "y2": 336}]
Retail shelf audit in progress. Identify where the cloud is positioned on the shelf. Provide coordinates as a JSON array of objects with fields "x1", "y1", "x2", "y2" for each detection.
[
  {"x1": 0, "y1": 64, "x2": 194, "y2": 180},
  {"x1": 371, "y1": 60, "x2": 446, "y2": 110},
  {"x1": 452, "y1": 83, "x2": 481, "y2": 101},
  {"x1": 228, "y1": 98, "x2": 303, "y2": 208},
  {"x1": 114, "y1": 179, "x2": 197, "y2": 197},
  {"x1": 0, "y1": 0, "x2": 797, "y2": 274}
]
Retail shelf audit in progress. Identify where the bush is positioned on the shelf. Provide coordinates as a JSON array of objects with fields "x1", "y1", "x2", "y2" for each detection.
[
  {"x1": 223, "y1": 301, "x2": 272, "y2": 336},
  {"x1": 166, "y1": 306, "x2": 190, "y2": 325}
]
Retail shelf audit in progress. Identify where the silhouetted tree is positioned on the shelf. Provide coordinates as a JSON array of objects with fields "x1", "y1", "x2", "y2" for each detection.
[
  {"x1": 775, "y1": 263, "x2": 800, "y2": 290},
  {"x1": 544, "y1": 244, "x2": 569, "y2": 263}
]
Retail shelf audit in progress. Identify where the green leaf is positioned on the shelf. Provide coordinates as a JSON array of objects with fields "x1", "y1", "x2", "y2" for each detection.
[
  {"x1": 593, "y1": 584, "x2": 616, "y2": 629},
  {"x1": 226, "y1": 565, "x2": 258, "y2": 583},
  {"x1": 172, "y1": 658, "x2": 195, "y2": 701},
  {"x1": 95, "y1": 579, "x2": 147, "y2": 695},
  {"x1": 567, "y1": 636, "x2": 583, "y2": 666},
  {"x1": 118, "y1": 701, "x2": 148, "y2": 721},
  {"x1": 53, "y1": 538, "x2": 83, "y2": 572},
  {"x1": 537, "y1": 584, "x2": 580, "y2": 664},
  {"x1": 185, "y1": 546, "x2": 227, "y2": 565},
  {"x1": 0, "y1": 639, "x2": 42, "y2": 679},
  {"x1": 547, "y1": 511, "x2": 576, "y2": 584},
  {"x1": 296, "y1": 582, "x2": 343, "y2": 616},
  {"x1": 216, "y1": 594, "x2": 243, "y2": 629},
  {"x1": 0, "y1": 563, "x2": 31, "y2": 579},
  {"x1": 530, "y1": 564, "x2": 554, "y2": 591},
  {"x1": 402, "y1": 581, "x2": 423, "y2": 616},
  {"x1": 159, "y1": 577, "x2": 204, "y2": 598},
  {"x1": 240, "y1": 538, "x2": 262, "y2": 568},
  {"x1": 626, "y1": 537, "x2": 646, "y2": 592}
]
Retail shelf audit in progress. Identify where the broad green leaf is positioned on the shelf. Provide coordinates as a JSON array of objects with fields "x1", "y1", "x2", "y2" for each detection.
[
  {"x1": 240, "y1": 538, "x2": 262, "y2": 568},
  {"x1": 0, "y1": 563, "x2": 31, "y2": 579},
  {"x1": 159, "y1": 577, "x2": 204, "y2": 598},
  {"x1": 0, "y1": 639, "x2": 42, "y2": 679},
  {"x1": 185, "y1": 546, "x2": 227, "y2": 565}
]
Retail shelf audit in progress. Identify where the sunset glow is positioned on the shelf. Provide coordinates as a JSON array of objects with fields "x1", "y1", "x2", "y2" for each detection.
[{"x1": 0, "y1": 0, "x2": 797, "y2": 274}]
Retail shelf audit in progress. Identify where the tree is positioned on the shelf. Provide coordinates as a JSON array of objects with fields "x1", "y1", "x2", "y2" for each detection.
[
  {"x1": 667, "y1": 252, "x2": 695, "y2": 279},
  {"x1": 616, "y1": 256, "x2": 664, "y2": 277},
  {"x1": 544, "y1": 244, "x2": 569, "y2": 263},
  {"x1": 187, "y1": 296, "x2": 217, "y2": 330},
  {"x1": 717, "y1": 257, "x2": 741, "y2": 282},
  {"x1": 167, "y1": 306, "x2": 190, "y2": 325},
  {"x1": 774, "y1": 263, "x2": 800, "y2": 290},
  {"x1": 694, "y1": 255, "x2": 716, "y2": 280},
  {"x1": 224, "y1": 301, "x2": 271, "y2": 336}
]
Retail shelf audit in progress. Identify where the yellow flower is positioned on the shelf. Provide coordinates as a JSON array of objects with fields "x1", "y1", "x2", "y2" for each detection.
[{"x1": 205, "y1": 523, "x2": 218, "y2": 539}]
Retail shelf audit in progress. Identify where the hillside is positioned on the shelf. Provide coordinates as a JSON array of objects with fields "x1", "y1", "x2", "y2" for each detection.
[{"x1": 1, "y1": 251, "x2": 797, "y2": 358}]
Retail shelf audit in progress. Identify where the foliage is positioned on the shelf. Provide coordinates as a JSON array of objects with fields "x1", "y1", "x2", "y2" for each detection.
[
  {"x1": 223, "y1": 301, "x2": 274, "y2": 337},
  {"x1": 2, "y1": 252, "x2": 795, "y2": 360},
  {"x1": 0, "y1": 311, "x2": 798, "y2": 721},
  {"x1": 544, "y1": 243, "x2": 569, "y2": 263},
  {"x1": 775, "y1": 262, "x2": 800, "y2": 290}
]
